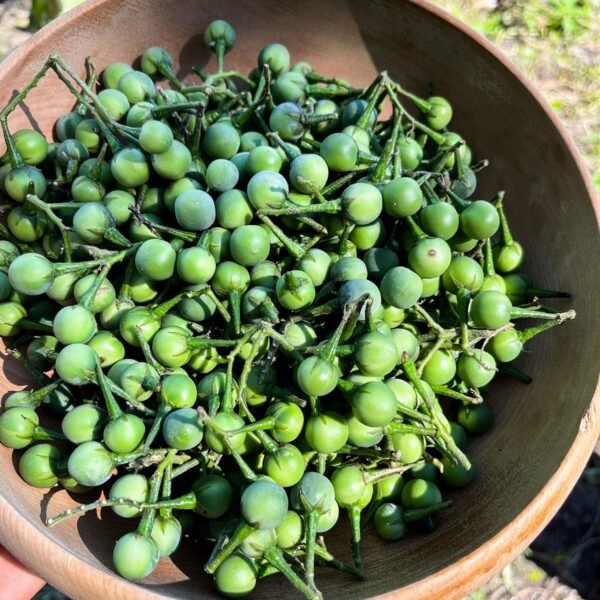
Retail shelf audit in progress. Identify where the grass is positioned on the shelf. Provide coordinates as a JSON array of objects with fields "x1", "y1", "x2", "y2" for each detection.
[{"x1": 431, "y1": 0, "x2": 600, "y2": 190}]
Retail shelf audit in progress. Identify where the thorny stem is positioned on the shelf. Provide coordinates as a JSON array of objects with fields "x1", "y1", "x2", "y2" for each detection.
[
  {"x1": 265, "y1": 547, "x2": 322, "y2": 600},
  {"x1": 499, "y1": 364, "x2": 532, "y2": 384},
  {"x1": 401, "y1": 359, "x2": 471, "y2": 469},
  {"x1": 79, "y1": 263, "x2": 112, "y2": 311},
  {"x1": 171, "y1": 457, "x2": 201, "y2": 479},
  {"x1": 304, "y1": 510, "x2": 319, "y2": 592},
  {"x1": 137, "y1": 450, "x2": 175, "y2": 537},
  {"x1": 25, "y1": 195, "x2": 72, "y2": 261},
  {"x1": 256, "y1": 214, "x2": 306, "y2": 259},
  {"x1": 198, "y1": 407, "x2": 257, "y2": 480},
  {"x1": 430, "y1": 384, "x2": 482, "y2": 404},
  {"x1": 313, "y1": 544, "x2": 365, "y2": 579},
  {"x1": 135, "y1": 326, "x2": 164, "y2": 374},
  {"x1": 95, "y1": 362, "x2": 123, "y2": 420}
]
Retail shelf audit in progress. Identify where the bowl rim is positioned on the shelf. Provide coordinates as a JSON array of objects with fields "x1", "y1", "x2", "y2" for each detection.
[{"x1": 0, "y1": 1, "x2": 598, "y2": 599}]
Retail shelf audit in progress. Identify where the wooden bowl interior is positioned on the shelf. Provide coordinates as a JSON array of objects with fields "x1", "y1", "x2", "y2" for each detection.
[{"x1": 0, "y1": 1, "x2": 598, "y2": 599}]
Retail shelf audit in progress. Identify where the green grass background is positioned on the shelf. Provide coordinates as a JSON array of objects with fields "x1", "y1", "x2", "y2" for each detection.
[{"x1": 431, "y1": 0, "x2": 600, "y2": 191}]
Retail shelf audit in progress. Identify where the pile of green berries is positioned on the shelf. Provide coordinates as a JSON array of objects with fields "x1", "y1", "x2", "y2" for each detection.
[{"x1": 0, "y1": 18, "x2": 574, "y2": 600}]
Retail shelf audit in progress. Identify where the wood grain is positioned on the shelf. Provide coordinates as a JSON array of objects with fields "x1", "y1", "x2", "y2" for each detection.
[{"x1": 0, "y1": 0, "x2": 598, "y2": 599}]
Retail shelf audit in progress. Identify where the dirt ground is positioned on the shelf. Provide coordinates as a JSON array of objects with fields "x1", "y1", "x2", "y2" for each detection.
[{"x1": 0, "y1": 1, "x2": 597, "y2": 599}]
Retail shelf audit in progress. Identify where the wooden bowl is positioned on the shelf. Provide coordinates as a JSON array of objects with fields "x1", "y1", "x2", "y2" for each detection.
[{"x1": 0, "y1": 1, "x2": 598, "y2": 598}]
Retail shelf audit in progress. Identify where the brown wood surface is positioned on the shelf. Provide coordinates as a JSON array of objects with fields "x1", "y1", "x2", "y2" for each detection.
[{"x1": 0, "y1": 1, "x2": 598, "y2": 599}]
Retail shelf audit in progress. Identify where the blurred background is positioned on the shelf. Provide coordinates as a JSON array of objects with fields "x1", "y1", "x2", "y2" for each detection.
[{"x1": 0, "y1": 0, "x2": 597, "y2": 599}]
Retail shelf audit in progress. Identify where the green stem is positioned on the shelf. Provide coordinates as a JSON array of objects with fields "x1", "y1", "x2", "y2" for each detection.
[
  {"x1": 430, "y1": 384, "x2": 482, "y2": 404},
  {"x1": 421, "y1": 180, "x2": 441, "y2": 205},
  {"x1": 151, "y1": 287, "x2": 205, "y2": 319},
  {"x1": 494, "y1": 191, "x2": 514, "y2": 246},
  {"x1": 106, "y1": 379, "x2": 156, "y2": 416},
  {"x1": 356, "y1": 75, "x2": 384, "y2": 129},
  {"x1": 204, "y1": 521, "x2": 253, "y2": 574},
  {"x1": 135, "y1": 326, "x2": 164, "y2": 374},
  {"x1": 200, "y1": 410, "x2": 257, "y2": 480},
  {"x1": 417, "y1": 336, "x2": 445, "y2": 377},
  {"x1": 205, "y1": 517, "x2": 239, "y2": 568},
  {"x1": 25, "y1": 195, "x2": 72, "y2": 261},
  {"x1": 138, "y1": 451, "x2": 174, "y2": 537},
  {"x1": 256, "y1": 214, "x2": 306, "y2": 259},
  {"x1": 305, "y1": 84, "x2": 360, "y2": 98},
  {"x1": 267, "y1": 132, "x2": 301, "y2": 161},
  {"x1": 430, "y1": 140, "x2": 463, "y2": 174},
  {"x1": 159, "y1": 459, "x2": 173, "y2": 519},
  {"x1": 385, "y1": 81, "x2": 445, "y2": 144},
  {"x1": 510, "y1": 307, "x2": 575, "y2": 321},
  {"x1": 498, "y1": 364, "x2": 532, "y2": 384},
  {"x1": 189, "y1": 103, "x2": 206, "y2": 160},
  {"x1": 5, "y1": 348, "x2": 49, "y2": 384},
  {"x1": 259, "y1": 198, "x2": 340, "y2": 219},
  {"x1": 304, "y1": 510, "x2": 319, "y2": 591},
  {"x1": 317, "y1": 452, "x2": 327, "y2": 474},
  {"x1": 79, "y1": 263, "x2": 111, "y2": 311},
  {"x1": 267, "y1": 385, "x2": 307, "y2": 408},
  {"x1": 132, "y1": 210, "x2": 198, "y2": 243},
  {"x1": 483, "y1": 238, "x2": 496, "y2": 276},
  {"x1": 396, "y1": 402, "x2": 433, "y2": 423},
  {"x1": 152, "y1": 100, "x2": 206, "y2": 120},
  {"x1": 322, "y1": 171, "x2": 365, "y2": 197},
  {"x1": 401, "y1": 359, "x2": 470, "y2": 469},
  {"x1": 313, "y1": 544, "x2": 365, "y2": 579},
  {"x1": 215, "y1": 39, "x2": 225, "y2": 74},
  {"x1": 373, "y1": 112, "x2": 401, "y2": 183},
  {"x1": 236, "y1": 330, "x2": 266, "y2": 409},
  {"x1": 348, "y1": 504, "x2": 364, "y2": 571},
  {"x1": 90, "y1": 143, "x2": 108, "y2": 181},
  {"x1": 53, "y1": 245, "x2": 140, "y2": 275},
  {"x1": 95, "y1": 362, "x2": 123, "y2": 420},
  {"x1": 405, "y1": 216, "x2": 427, "y2": 241},
  {"x1": 404, "y1": 500, "x2": 452, "y2": 523},
  {"x1": 232, "y1": 416, "x2": 276, "y2": 435},
  {"x1": 364, "y1": 462, "x2": 424, "y2": 485},
  {"x1": 139, "y1": 490, "x2": 198, "y2": 511},
  {"x1": 322, "y1": 294, "x2": 367, "y2": 361},
  {"x1": 443, "y1": 186, "x2": 470, "y2": 211},
  {"x1": 265, "y1": 547, "x2": 321, "y2": 600},
  {"x1": 205, "y1": 288, "x2": 232, "y2": 323},
  {"x1": 255, "y1": 295, "x2": 280, "y2": 323},
  {"x1": 386, "y1": 423, "x2": 437, "y2": 436},
  {"x1": 171, "y1": 458, "x2": 201, "y2": 479},
  {"x1": 49, "y1": 62, "x2": 123, "y2": 153},
  {"x1": 456, "y1": 287, "x2": 470, "y2": 326},
  {"x1": 413, "y1": 304, "x2": 446, "y2": 335},
  {"x1": 229, "y1": 291, "x2": 241, "y2": 336},
  {"x1": 47, "y1": 497, "x2": 145, "y2": 527},
  {"x1": 337, "y1": 221, "x2": 354, "y2": 257},
  {"x1": 263, "y1": 323, "x2": 304, "y2": 361},
  {"x1": 518, "y1": 310, "x2": 576, "y2": 343},
  {"x1": 300, "y1": 299, "x2": 338, "y2": 319},
  {"x1": 522, "y1": 286, "x2": 571, "y2": 299},
  {"x1": 49, "y1": 55, "x2": 117, "y2": 124},
  {"x1": 187, "y1": 337, "x2": 239, "y2": 350},
  {"x1": 0, "y1": 58, "x2": 54, "y2": 166},
  {"x1": 19, "y1": 319, "x2": 54, "y2": 334},
  {"x1": 143, "y1": 402, "x2": 172, "y2": 453},
  {"x1": 19, "y1": 379, "x2": 64, "y2": 406},
  {"x1": 32, "y1": 425, "x2": 67, "y2": 444},
  {"x1": 393, "y1": 84, "x2": 430, "y2": 112}
]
